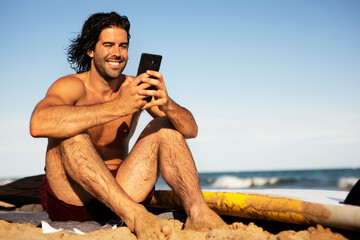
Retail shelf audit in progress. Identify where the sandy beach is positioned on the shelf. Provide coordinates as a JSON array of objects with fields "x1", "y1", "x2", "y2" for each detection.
[
  {"x1": 0, "y1": 176, "x2": 356, "y2": 240},
  {"x1": 0, "y1": 218, "x2": 350, "y2": 240}
]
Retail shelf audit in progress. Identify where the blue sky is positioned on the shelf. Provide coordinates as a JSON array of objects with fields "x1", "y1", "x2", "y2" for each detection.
[{"x1": 0, "y1": 0, "x2": 359, "y2": 178}]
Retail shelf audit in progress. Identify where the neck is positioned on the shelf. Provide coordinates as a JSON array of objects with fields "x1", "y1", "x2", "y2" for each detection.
[{"x1": 85, "y1": 70, "x2": 125, "y2": 100}]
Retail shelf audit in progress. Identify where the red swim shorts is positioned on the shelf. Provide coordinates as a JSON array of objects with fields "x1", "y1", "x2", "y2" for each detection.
[{"x1": 39, "y1": 170, "x2": 155, "y2": 221}]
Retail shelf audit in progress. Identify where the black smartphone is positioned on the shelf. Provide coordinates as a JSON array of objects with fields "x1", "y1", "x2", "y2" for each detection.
[{"x1": 137, "y1": 53, "x2": 162, "y2": 102}]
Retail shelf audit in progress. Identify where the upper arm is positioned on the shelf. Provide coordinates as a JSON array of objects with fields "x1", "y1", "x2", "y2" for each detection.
[{"x1": 30, "y1": 75, "x2": 87, "y2": 137}]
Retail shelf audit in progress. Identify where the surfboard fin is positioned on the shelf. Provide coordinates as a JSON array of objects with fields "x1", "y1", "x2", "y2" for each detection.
[{"x1": 343, "y1": 179, "x2": 360, "y2": 206}]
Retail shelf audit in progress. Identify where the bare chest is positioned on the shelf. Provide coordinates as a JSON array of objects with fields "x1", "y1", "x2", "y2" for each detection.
[
  {"x1": 88, "y1": 114, "x2": 139, "y2": 147},
  {"x1": 76, "y1": 85, "x2": 140, "y2": 148}
]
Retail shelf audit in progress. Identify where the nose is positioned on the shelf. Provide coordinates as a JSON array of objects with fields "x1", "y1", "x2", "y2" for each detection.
[{"x1": 113, "y1": 46, "x2": 121, "y2": 57}]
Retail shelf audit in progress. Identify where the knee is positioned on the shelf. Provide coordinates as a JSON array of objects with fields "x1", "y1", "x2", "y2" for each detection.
[
  {"x1": 149, "y1": 117, "x2": 174, "y2": 130},
  {"x1": 59, "y1": 132, "x2": 93, "y2": 152},
  {"x1": 141, "y1": 117, "x2": 183, "y2": 141}
]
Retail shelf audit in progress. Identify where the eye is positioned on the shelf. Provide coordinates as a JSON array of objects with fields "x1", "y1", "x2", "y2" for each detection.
[
  {"x1": 120, "y1": 43, "x2": 128, "y2": 49},
  {"x1": 103, "y1": 42, "x2": 114, "y2": 48}
]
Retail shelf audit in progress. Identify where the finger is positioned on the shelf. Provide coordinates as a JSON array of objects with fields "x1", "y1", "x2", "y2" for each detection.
[
  {"x1": 130, "y1": 73, "x2": 147, "y2": 86},
  {"x1": 155, "y1": 90, "x2": 167, "y2": 99},
  {"x1": 142, "y1": 97, "x2": 167, "y2": 110},
  {"x1": 149, "y1": 89, "x2": 167, "y2": 101},
  {"x1": 138, "y1": 89, "x2": 157, "y2": 99},
  {"x1": 141, "y1": 102, "x2": 152, "y2": 110},
  {"x1": 146, "y1": 70, "x2": 163, "y2": 80},
  {"x1": 141, "y1": 77, "x2": 160, "y2": 89},
  {"x1": 141, "y1": 96, "x2": 161, "y2": 109},
  {"x1": 138, "y1": 72, "x2": 150, "y2": 79},
  {"x1": 138, "y1": 82, "x2": 154, "y2": 92}
]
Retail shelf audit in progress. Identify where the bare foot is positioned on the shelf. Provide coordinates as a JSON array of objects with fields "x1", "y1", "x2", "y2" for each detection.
[
  {"x1": 133, "y1": 210, "x2": 172, "y2": 240},
  {"x1": 184, "y1": 206, "x2": 228, "y2": 232}
]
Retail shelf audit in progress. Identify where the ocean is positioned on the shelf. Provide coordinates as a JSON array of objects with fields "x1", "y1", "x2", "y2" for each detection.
[
  {"x1": 155, "y1": 168, "x2": 360, "y2": 191},
  {"x1": 1, "y1": 168, "x2": 359, "y2": 192}
]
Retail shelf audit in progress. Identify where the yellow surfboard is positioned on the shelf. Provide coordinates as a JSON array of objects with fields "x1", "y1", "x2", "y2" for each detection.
[{"x1": 147, "y1": 189, "x2": 360, "y2": 231}]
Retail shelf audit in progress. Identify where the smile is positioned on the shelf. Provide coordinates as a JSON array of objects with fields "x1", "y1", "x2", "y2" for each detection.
[{"x1": 108, "y1": 61, "x2": 121, "y2": 67}]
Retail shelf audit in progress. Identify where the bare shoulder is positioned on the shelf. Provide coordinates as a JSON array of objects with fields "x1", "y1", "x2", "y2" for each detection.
[
  {"x1": 49, "y1": 74, "x2": 86, "y2": 94},
  {"x1": 46, "y1": 74, "x2": 87, "y2": 104}
]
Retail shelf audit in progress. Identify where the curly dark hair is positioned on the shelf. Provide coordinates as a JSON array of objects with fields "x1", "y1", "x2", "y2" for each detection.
[{"x1": 67, "y1": 12, "x2": 131, "y2": 73}]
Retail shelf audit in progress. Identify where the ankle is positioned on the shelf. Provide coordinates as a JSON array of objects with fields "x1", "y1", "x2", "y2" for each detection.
[
  {"x1": 119, "y1": 204, "x2": 148, "y2": 232},
  {"x1": 187, "y1": 202, "x2": 208, "y2": 219}
]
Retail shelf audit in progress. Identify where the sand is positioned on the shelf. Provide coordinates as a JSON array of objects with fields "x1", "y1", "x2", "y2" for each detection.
[{"x1": 0, "y1": 219, "x2": 349, "y2": 240}]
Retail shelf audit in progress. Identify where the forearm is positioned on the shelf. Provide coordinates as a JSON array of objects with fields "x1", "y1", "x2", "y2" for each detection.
[
  {"x1": 164, "y1": 99, "x2": 198, "y2": 138},
  {"x1": 30, "y1": 101, "x2": 123, "y2": 138}
]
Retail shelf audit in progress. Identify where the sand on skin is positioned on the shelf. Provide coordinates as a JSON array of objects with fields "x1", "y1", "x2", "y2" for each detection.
[{"x1": 0, "y1": 219, "x2": 348, "y2": 240}]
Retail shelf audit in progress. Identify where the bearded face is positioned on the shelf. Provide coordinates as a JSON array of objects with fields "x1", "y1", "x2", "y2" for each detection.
[{"x1": 88, "y1": 27, "x2": 129, "y2": 81}]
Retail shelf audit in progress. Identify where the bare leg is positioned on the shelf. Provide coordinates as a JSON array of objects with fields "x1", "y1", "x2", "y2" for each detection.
[
  {"x1": 157, "y1": 119, "x2": 228, "y2": 231},
  {"x1": 57, "y1": 133, "x2": 171, "y2": 240},
  {"x1": 117, "y1": 117, "x2": 227, "y2": 231}
]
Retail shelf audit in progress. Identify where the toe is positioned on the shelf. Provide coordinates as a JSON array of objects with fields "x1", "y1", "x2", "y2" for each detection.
[{"x1": 161, "y1": 223, "x2": 172, "y2": 237}]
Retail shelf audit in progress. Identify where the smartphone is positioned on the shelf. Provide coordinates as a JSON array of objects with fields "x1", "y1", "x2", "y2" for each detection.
[{"x1": 137, "y1": 53, "x2": 162, "y2": 102}]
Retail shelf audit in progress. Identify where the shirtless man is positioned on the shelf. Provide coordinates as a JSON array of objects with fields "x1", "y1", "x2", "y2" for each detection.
[{"x1": 30, "y1": 12, "x2": 227, "y2": 239}]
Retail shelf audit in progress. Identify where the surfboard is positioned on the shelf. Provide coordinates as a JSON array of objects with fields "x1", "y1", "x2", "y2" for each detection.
[{"x1": 146, "y1": 189, "x2": 360, "y2": 231}]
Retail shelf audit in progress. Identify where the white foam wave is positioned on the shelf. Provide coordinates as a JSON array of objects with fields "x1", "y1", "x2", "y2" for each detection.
[
  {"x1": 210, "y1": 176, "x2": 279, "y2": 189},
  {"x1": 0, "y1": 179, "x2": 14, "y2": 186},
  {"x1": 337, "y1": 177, "x2": 359, "y2": 190}
]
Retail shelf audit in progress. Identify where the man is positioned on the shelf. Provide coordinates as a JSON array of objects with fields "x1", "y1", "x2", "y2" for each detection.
[{"x1": 30, "y1": 12, "x2": 227, "y2": 239}]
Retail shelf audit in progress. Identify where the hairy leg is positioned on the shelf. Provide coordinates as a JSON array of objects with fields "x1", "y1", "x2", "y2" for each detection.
[
  {"x1": 56, "y1": 133, "x2": 171, "y2": 240},
  {"x1": 156, "y1": 119, "x2": 228, "y2": 231},
  {"x1": 115, "y1": 119, "x2": 172, "y2": 239},
  {"x1": 117, "y1": 117, "x2": 227, "y2": 232}
]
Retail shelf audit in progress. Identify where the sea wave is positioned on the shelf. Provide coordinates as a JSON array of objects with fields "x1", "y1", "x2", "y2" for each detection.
[
  {"x1": 209, "y1": 175, "x2": 280, "y2": 189},
  {"x1": 0, "y1": 179, "x2": 14, "y2": 186},
  {"x1": 337, "y1": 177, "x2": 359, "y2": 190}
]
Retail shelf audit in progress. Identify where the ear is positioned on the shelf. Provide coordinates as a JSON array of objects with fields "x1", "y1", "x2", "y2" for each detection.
[{"x1": 87, "y1": 49, "x2": 94, "y2": 58}]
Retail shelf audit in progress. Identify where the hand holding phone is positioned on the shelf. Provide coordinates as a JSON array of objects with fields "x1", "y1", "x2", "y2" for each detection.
[{"x1": 137, "y1": 53, "x2": 162, "y2": 102}]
